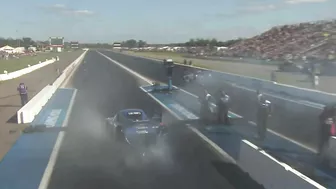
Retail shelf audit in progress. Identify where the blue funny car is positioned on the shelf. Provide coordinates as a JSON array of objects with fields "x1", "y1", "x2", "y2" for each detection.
[{"x1": 105, "y1": 109, "x2": 167, "y2": 156}]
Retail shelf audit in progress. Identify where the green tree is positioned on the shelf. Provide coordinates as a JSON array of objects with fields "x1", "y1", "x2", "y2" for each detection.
[
  {"x1": 137, "y1": 40, "x2": 147, "y2": 48},
  {"x1": 209, "y1": 38, "x2": 217, "y2": 47},
  {"x1": 22, "y1": 37, "x2": 34, "y2": 48},
  {"x1": 122, "y1": 39, "x2": 137, "y2": 48}
]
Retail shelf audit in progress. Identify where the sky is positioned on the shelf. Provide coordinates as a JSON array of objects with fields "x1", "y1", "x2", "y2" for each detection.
[{"x1": 0, "y1": 0, "x2": 335, "y2": 43}]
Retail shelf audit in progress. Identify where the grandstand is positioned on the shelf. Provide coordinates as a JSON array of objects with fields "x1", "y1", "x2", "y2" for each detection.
[{"x1": 227, "y1": 20, "x2": 336, "y2": 61}]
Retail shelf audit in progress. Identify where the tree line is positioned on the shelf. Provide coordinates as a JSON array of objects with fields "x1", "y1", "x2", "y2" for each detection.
[
  {"x1": 120, "y1": 39, "x2": 147, "y2": 48},
  {"x1": 117, "y1": 38, "x2": 244, "y2": 48},
  {"x1": 0, "y1": 37, "x2": 43, "y2": 48},
  {"x1": 0, "y1": 36, "x2": 243, "y2": 49}
]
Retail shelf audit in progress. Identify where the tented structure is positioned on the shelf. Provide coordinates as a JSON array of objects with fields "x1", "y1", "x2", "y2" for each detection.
[{"x1": 0, "y1": 45, "x2": 14, "y2": 53}]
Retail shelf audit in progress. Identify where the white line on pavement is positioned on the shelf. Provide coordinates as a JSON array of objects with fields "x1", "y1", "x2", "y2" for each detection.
[
  {"x1": 38, "y1": 53, "x2": 84, "y2": 189},
  {"x1": 248, "y1": 121, "x2": 316, "y2": 153},
  {"x1": 120, "y1": 51, "x2": 325, "y2": 110},
  {"x1": 98, "y1": 50, "x2": 317, "y2": 162},
  {"x1": 97, "y1": 50, "x2": 236, "y2": 163}
]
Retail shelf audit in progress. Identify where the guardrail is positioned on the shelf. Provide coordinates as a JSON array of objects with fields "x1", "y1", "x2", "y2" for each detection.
[
  {"x1": 0, "y1": 58, "x2": 57, "y2": 81},
  {"x1": 17, "y1": 50, "x2": 88, "y2": 124},
  {"x1": 17, "y1": 85, "x2": 56, "y2": 124}
]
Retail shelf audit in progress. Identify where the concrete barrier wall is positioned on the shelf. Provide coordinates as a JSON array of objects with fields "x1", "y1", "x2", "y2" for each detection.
[
  {"x1": 16, "y1": 50, "x2": 88, "y2": 124},
  {"x1": 204, "y1": 69, "x2": 336, "y2": 105},
  {"x1": 17, "y1": 85, "x2": 57, "y2": 124},
  {"x1": 0, "y1": 58, "x2": 57, "y2": 81},
  {"x1": 124, "y1": 52, "x2": 336, "y2": 105},
  {"x1": 238, "y1": 140, "x2": 325, "y2": 189},
  {"x1": 52, "y1": 51, "x2": 86, "y2": 88}
]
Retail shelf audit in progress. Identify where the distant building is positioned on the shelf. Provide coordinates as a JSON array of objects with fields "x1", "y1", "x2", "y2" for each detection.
[
  {"x1": 70, "y1": 41, "x2": 79, "y2": 49},
  {"x1": 0, "y1": 45, "x2": 14, "y2": 54},
  {"x1": 49, "y1": 37, "x2": 64, "y2": 52},
  {"x1": 13, "y1": 47, "x2": 25, "y2": 54},
  {"x1": 28, "y1": 46, "x2": 37, "y2": 52},
  {"x1": 113, "y1": 42, "x2": 121, "y2": 49}
]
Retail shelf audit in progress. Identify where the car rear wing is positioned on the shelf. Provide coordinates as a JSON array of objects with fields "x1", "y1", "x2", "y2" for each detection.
[{"x1": 141, "y1": 82, "x2": 179, "y2": 93}]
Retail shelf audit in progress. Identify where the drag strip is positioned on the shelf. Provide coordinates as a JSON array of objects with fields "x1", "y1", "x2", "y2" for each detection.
[
  {"x1": 47, "y1": 51, "x2": 262, "y2": 189},
  {"x1": 98, "y1": 50, "x2": 322, "y2": 150}
]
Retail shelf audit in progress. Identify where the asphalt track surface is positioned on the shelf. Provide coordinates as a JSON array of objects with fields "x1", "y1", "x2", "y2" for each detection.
[
  {"x1": 97, "y1": 50, "x2": 323, "y2": 150},
  {"x1": 48, "y1": 51, "x2": 263, "y2": 189}
]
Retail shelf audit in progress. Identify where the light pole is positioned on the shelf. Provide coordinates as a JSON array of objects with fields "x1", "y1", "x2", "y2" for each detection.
[{"x1": 16, "y1": 30, "x2": 21, "y2": 47}]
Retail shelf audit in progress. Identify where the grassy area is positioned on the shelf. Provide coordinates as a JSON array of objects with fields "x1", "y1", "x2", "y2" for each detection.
[{"x1": 0, "y1": 51, "x2": 82, "y2": 73}]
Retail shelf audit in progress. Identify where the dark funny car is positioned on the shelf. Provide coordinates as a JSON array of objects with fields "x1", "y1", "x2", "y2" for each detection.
[{"x1": 105, "y1": 109, "x2": 168, "y2": 158}]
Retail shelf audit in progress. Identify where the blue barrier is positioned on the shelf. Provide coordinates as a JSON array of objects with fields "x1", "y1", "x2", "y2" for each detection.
[{"x1": 0, "y1": 88, "x2": 76, "y2": 189}]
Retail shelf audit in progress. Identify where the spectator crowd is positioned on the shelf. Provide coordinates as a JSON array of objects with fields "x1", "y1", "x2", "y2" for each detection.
[
  {"x1": 125, "y1": 20, "x2": 336, "y2": 63},
  {"x1": 227, "y1": 20, "x2": 336, "y2": 61}
]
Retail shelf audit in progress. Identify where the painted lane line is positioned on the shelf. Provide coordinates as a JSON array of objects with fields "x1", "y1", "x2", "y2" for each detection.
[
  {"x1": 248, "y1": 121, "x2": 257, "y2": 125},
  {"x1": 38, "y1": 89, "x2": 77, "y2": 189},
  {"x1": 248, "y1": 121, "x2": 317, "y2": 153},
  {"x1": 38, "y1": 132, "x2": 65, "y2": 189},
  {"x1": 97, "y1": 51, "x2": 153, "y2": 84},
  {"x1": 97, "y1": 51, "x2": 316, "y2": 155},
  {"x1": 234, "y1": 84, "x2": 324, "y2": 109},
  {"x1": 169, "y1": 103, "x2": 199, "y2": 120},
  {"x1": 187, "y1": 126, "x2": 236, "y2": 163},
  {"x1": 113, "y1": 51, "x2": 326, "y2": 188},
  {"x1": 38, "y1": 56, "x2": 83, "y2": 189},
  {"x1": 243, "y1": 140, "x2": 325, "y2": 189},
  {"x1": 104, "y1": 51, "x2": 245, "y2": 119},
  {"x1": 120, "y1": 51, "x2": 325, "y2": 109},
  {"x1": 132, "y1": 51, "x2": 313, "y2": 152},
  {"x1": 104, "y1": 51, "x2": 316, "y2": 158},
  {"x1": 62, "y1": 89, "x2": 77, "y2": 127},
  {"x1": 99, "y1": 50, "x2": 317, "y2": 159},
  {"x1": 98, "y1": 51, "x2": 236, "y2": 163}
]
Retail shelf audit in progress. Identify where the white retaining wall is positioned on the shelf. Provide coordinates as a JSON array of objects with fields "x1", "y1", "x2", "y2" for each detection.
[
  {"x1": 17, "y1": 50, "x2": 88, "y2": 124},
  {"x1": 0, "y1": 58, "x2": 57, "y2": 81}
]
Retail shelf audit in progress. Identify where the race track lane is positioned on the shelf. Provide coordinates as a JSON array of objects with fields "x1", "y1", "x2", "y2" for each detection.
[
  {"x1": 98, "y1": 50, "x2": 322, "y2": 149},
  {"x1": 47, "y1": 51, "x2": 262, "y2": 189}
]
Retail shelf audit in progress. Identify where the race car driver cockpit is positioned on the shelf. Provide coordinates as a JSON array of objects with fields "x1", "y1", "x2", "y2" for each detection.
[{"x1": 125, "y1": 111, "x2": 147, "y2": 122}]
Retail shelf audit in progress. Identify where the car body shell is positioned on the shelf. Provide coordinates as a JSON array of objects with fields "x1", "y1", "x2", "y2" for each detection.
[{"x1": 106, "y1": 109, "x2": 165, "y2": 151}]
